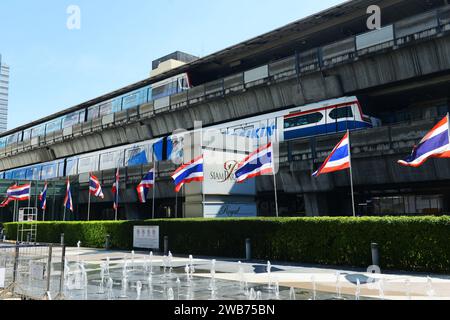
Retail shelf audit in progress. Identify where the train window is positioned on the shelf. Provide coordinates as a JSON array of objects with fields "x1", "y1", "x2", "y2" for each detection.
[
  {"x1": 122, "y1": 92, "x2": 139, "y2": 110},
  {"x1": 6, "y1": 133, "x2": 18, "y2": 145},
  {"x1": 152, "y1": 85, "x2": 167, "y2": 100},
  {"x1": 57, "y1": 160, "x2": 65, "y2": 177},
  {"x1": 46, "y1": 118, "x2": 62, "y2": 134},
  {"x1": 63, "y1": 112, "x2": 80, "y2": 128},
  {"x1": 87, "y1": 105, "x2": 100, "y2": 120},
  {"x1": 41, "y1": 163, "x2": 57, "y2": 180},
  {"x1": 0, "y1": 137, "x2": 6, "y2": 149},
  {"x1": 31, "y1": 125, "x2": 45, "y2": 138},
  {"x1": 329, "y1": 106, "x2": 354, "y2": 120},
  {"x1": 284, "y1": 112, "x2": 324, "y2": 129},
  {"x1": 99, "y1": 101, "x2": 113, "y2": 117},
  {"x1": 66, "y1": 158, "x2": 78, "y2": 176},
  {"x1": 23, "y1": 129, "x2": 32, "y2": 141}
]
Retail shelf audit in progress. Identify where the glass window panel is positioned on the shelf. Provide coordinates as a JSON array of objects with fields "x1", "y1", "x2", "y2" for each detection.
[
  {"x1": 329, "y1": 106, "x2": 354, "y2": 120},
  {"x1": 284, "y1": 112, "x2": 324, "y2": 129}
]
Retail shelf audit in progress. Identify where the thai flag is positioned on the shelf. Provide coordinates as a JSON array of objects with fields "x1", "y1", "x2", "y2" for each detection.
[
  {"x1": 112, "y1": 168, "x2": 120, "y2": 210},
  {"x1": 7, "y1": 184, "x2": 31, "y2": 201},
  {"x1": 89, "y1": 173, "x2": 104, "y2": 199},
  {"x1": 171, "y1": 155, "x2": 204, "y2": 193},
  {"x1": 39, "y1": 183, "x2": 48, "y2": 210},
  {"x1": 0, "y1": 197, "x2": 12, "y2": 208},
  {"x1": 64, "y1": 179, "x2": 73, "y2": 212},
  {"x1": 235, "y1": 142, "x2": 274, "y2": 183},
  {"x1": 398, "y1": 115, "x2": 450, "y2": 167},
  {"x1": 136, "y1": 169, "x2": 155, "y2": 203},
  {"x1": 313, "y1": 132, "x2": 351, "y2": 177}
]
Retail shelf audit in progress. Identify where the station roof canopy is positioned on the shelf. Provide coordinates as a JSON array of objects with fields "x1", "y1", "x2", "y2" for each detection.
[{"x1": 2, "y1": 0, "x2": 445, "y2": 137}]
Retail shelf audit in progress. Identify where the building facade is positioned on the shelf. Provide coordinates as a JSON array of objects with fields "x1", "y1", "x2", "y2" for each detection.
[{"x1": 0, "y1": 57, "x2": 9, "y2": 133}]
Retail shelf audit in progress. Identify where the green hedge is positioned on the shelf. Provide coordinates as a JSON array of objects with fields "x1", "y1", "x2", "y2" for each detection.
[{"x1": 4, "y1": 216, "x2": 450, "y2": 273}]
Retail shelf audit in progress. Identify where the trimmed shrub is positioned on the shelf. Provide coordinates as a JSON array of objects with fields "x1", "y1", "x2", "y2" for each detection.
[{"x1": 4, "y1": 216, "x2": 450, "y2": 273}]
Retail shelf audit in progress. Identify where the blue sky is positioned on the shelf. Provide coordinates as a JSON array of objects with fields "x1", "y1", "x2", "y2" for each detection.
[{"x1": 0, "y1": 0, "x2": 343, "y2": 130}]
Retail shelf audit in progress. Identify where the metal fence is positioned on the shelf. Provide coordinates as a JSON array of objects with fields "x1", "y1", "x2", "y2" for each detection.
[{"x1": 0, "y1": 242, "x2": 66, "y2": 300}]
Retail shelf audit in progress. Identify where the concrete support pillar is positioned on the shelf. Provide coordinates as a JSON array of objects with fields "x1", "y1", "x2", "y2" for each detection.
[{"x1": 304, "y1": 193, "x2": 329, "y2": 217}]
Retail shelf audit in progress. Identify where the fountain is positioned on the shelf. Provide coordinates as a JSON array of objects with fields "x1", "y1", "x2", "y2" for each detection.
[
  {"x1": 122, "y1": 259, "x2": 129, "y2": 278},
  {"x1": 249, "y1": 288, "x2": 257, "y2": 300},
  {"x1": 427, "y1": 277, "x2": 436, "y2": 297},
  {"x1": 237, "y1": 261, "x2": 245, "y2": 289},
  {"x1": 244, "y1": 281, "x2": 249, "y2": 297},
  {"x1": 168, "y1": 251, "x2": 173, "y2": 273},
  {"x1": 79, "y1": 262, "x2": 88, "y2": 300},
  {"x1": 185, "y1": 264, "x2": 191, "y2": 284},
  {"x1": 189, "y1": 256, "x2": 195, "y2": 280},
  {"x1": 148, "y1": 251, "x2": 154, "y2": 274},
  {"x1": 355, "y1": 279, "x2": 361, "y2": 300},
  {"x1": 131, "y1": 251, "x2": 135, "y2": 271},
  {"x1": 311, "y1": 275, "x2": 317, "y2": 301},
  {"x1": 209, "y1": 259, "x2": 217, "y2": 291},
  {"x1": 289, "y1": 287, "x2": 296, "y2": 300},
  {"x1": 148, "y1": 273, "x2": 154, "y2": 299},
  {"x1": 405, "y1": 279, "x2": 411, "y2": 300},
  {"x1": 106, "y1": 277, "x2": 114, "y2": 300},
  {"x1": 98, "y1": 262, "x2": 106, "y2": 294},
  {"x1": 77, "y1": 241, "x2": 81, "y2": 262},
  {"x1": 136, "y1": 281, "x2": 142, "y2": 300},
  {"x1": 274, "y1": 281, "x2": 280, "y2": 300},
  {"x1": 167, "y1": 288, "x2": 175, "y2": 300},
  {"x1": 266, "y1": 261, "x2": 273, "y2": 290},
  {"x1": 378, "y1": 278, "x2": 385, "y2": 300},
  {"x1": 120, "y1": 276, "x2": 128, "y2": 298},
  {"x1": 176, "y1": 278, "x2": 181, "y2": 300},
  {"x1": 256, "y1": 291, "x2": 263, "y2": 300},
  {"x1": 335, "y1": 272, "x2": 342, "y2": 299}
]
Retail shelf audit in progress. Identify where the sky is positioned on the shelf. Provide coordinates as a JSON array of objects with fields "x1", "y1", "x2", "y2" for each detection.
[{"x1": 0, "y1": 0, "x2": 344, "y2": 130}]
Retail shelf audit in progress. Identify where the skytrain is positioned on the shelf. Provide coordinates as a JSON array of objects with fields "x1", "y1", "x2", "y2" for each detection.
[
  {"x1": 0, "y1": 73, "x2": 192, "y2": 148},
  {"x1": 0, "y1": 96, "x2": 380, "y2": 181}
]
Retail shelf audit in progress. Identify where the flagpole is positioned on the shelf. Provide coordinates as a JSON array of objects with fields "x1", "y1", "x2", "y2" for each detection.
[
  {"x1": 152, "y1": 154, "x2": 156, "y2": 220},
  {"x1": 87, "y1": 184, "x2": 91, "y2": 222},
  {"x1": 63, "y1": 205, "x2": 66, "y2": 221},
  {"x1": 273, "y1": 171, "x2": 279, "y2": 218},
  {"x1": 115, "y1": 169, "x2": 118, "y2": 221},
  {"x1": 27, "y1": 181, "x2": 32, "y2": 209},
  {"x1": 347, "y1": 130, "x2": 356, "y2": 218}
]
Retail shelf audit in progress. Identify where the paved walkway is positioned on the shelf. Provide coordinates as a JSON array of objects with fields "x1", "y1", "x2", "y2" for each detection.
[{"x1": 63, "y1": 247, "x2": 450, "y2": 300}]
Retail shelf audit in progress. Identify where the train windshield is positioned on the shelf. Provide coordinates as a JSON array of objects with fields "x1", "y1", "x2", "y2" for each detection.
[
  {"x1": 329, "y1": 106, "x2": 354, "y2": 120},
  {"x1": 284, "y1": 112, "x2": 323, "y2": 129}
]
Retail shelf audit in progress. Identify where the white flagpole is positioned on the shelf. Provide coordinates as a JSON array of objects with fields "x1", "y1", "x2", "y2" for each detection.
[
  {"x1": 115, "y1": 169, "x2": 118, "y2": 221},
  {"x1": 347, "y1": 130, "x2": 356, "y2": 218},
  {"x1": 27, "y1": 181, "x2": 31, "y2": 209},
  {"x1": 175, "y1": 190, "x2": 178, "y2": 218},
  {"x1": 87, "y1": 183, "x2": 91, "y2": 222},
  {"x1": 273, "y1": 170, "x2": 279, "y2": 218},
  {"x1": 63, "y1": 205, "x2": 66, "y2": 221},
  {"x1": 152, "y1": 154, "x2": 156, "y2": 220}
]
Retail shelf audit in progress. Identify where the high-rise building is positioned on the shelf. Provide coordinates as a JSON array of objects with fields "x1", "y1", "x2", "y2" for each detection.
[{"x1": 0, "y1": 56, "x2": 9, "y2": 133}]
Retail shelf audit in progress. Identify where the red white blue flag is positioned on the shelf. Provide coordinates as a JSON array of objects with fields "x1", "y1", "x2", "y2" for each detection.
[
  {"x1": 136, "y1": 169, "x2": 155, "y2": 203},
  {"x1": 235, "y1": 142, "x2": 274, "y2": 183},
  {"x1": 398, "y1": 115, "x2": 450, "y2": 167},
  {"x1": 39, "y1": 182, "x2": 48, "y2": 210},
  {"x1": 7, "y1": 184, "x2": 31, "y2": 201},
  {"x1": 89, "y1": 173, "x2": 104, "y2": 199},
  {"x1": 313, "y1": 132, "x2": 351, "y2": 177},
  {"x1": 112, "y1": 168, "x2": 120, "y2": 210},
  {"x1": 172, "y1": 156, "x2": 204, "y2": 193},
  {"x1": 0, "y1": 197, "x2": 12, "y2": 208},
  {"x1": 64, "y1": 179, "x2": 73, "y2": 212}
]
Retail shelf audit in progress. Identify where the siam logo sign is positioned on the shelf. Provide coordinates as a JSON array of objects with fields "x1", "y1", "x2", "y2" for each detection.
[{"x1": 202, "y1": 149, "x2": 255, "y2": 196}]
